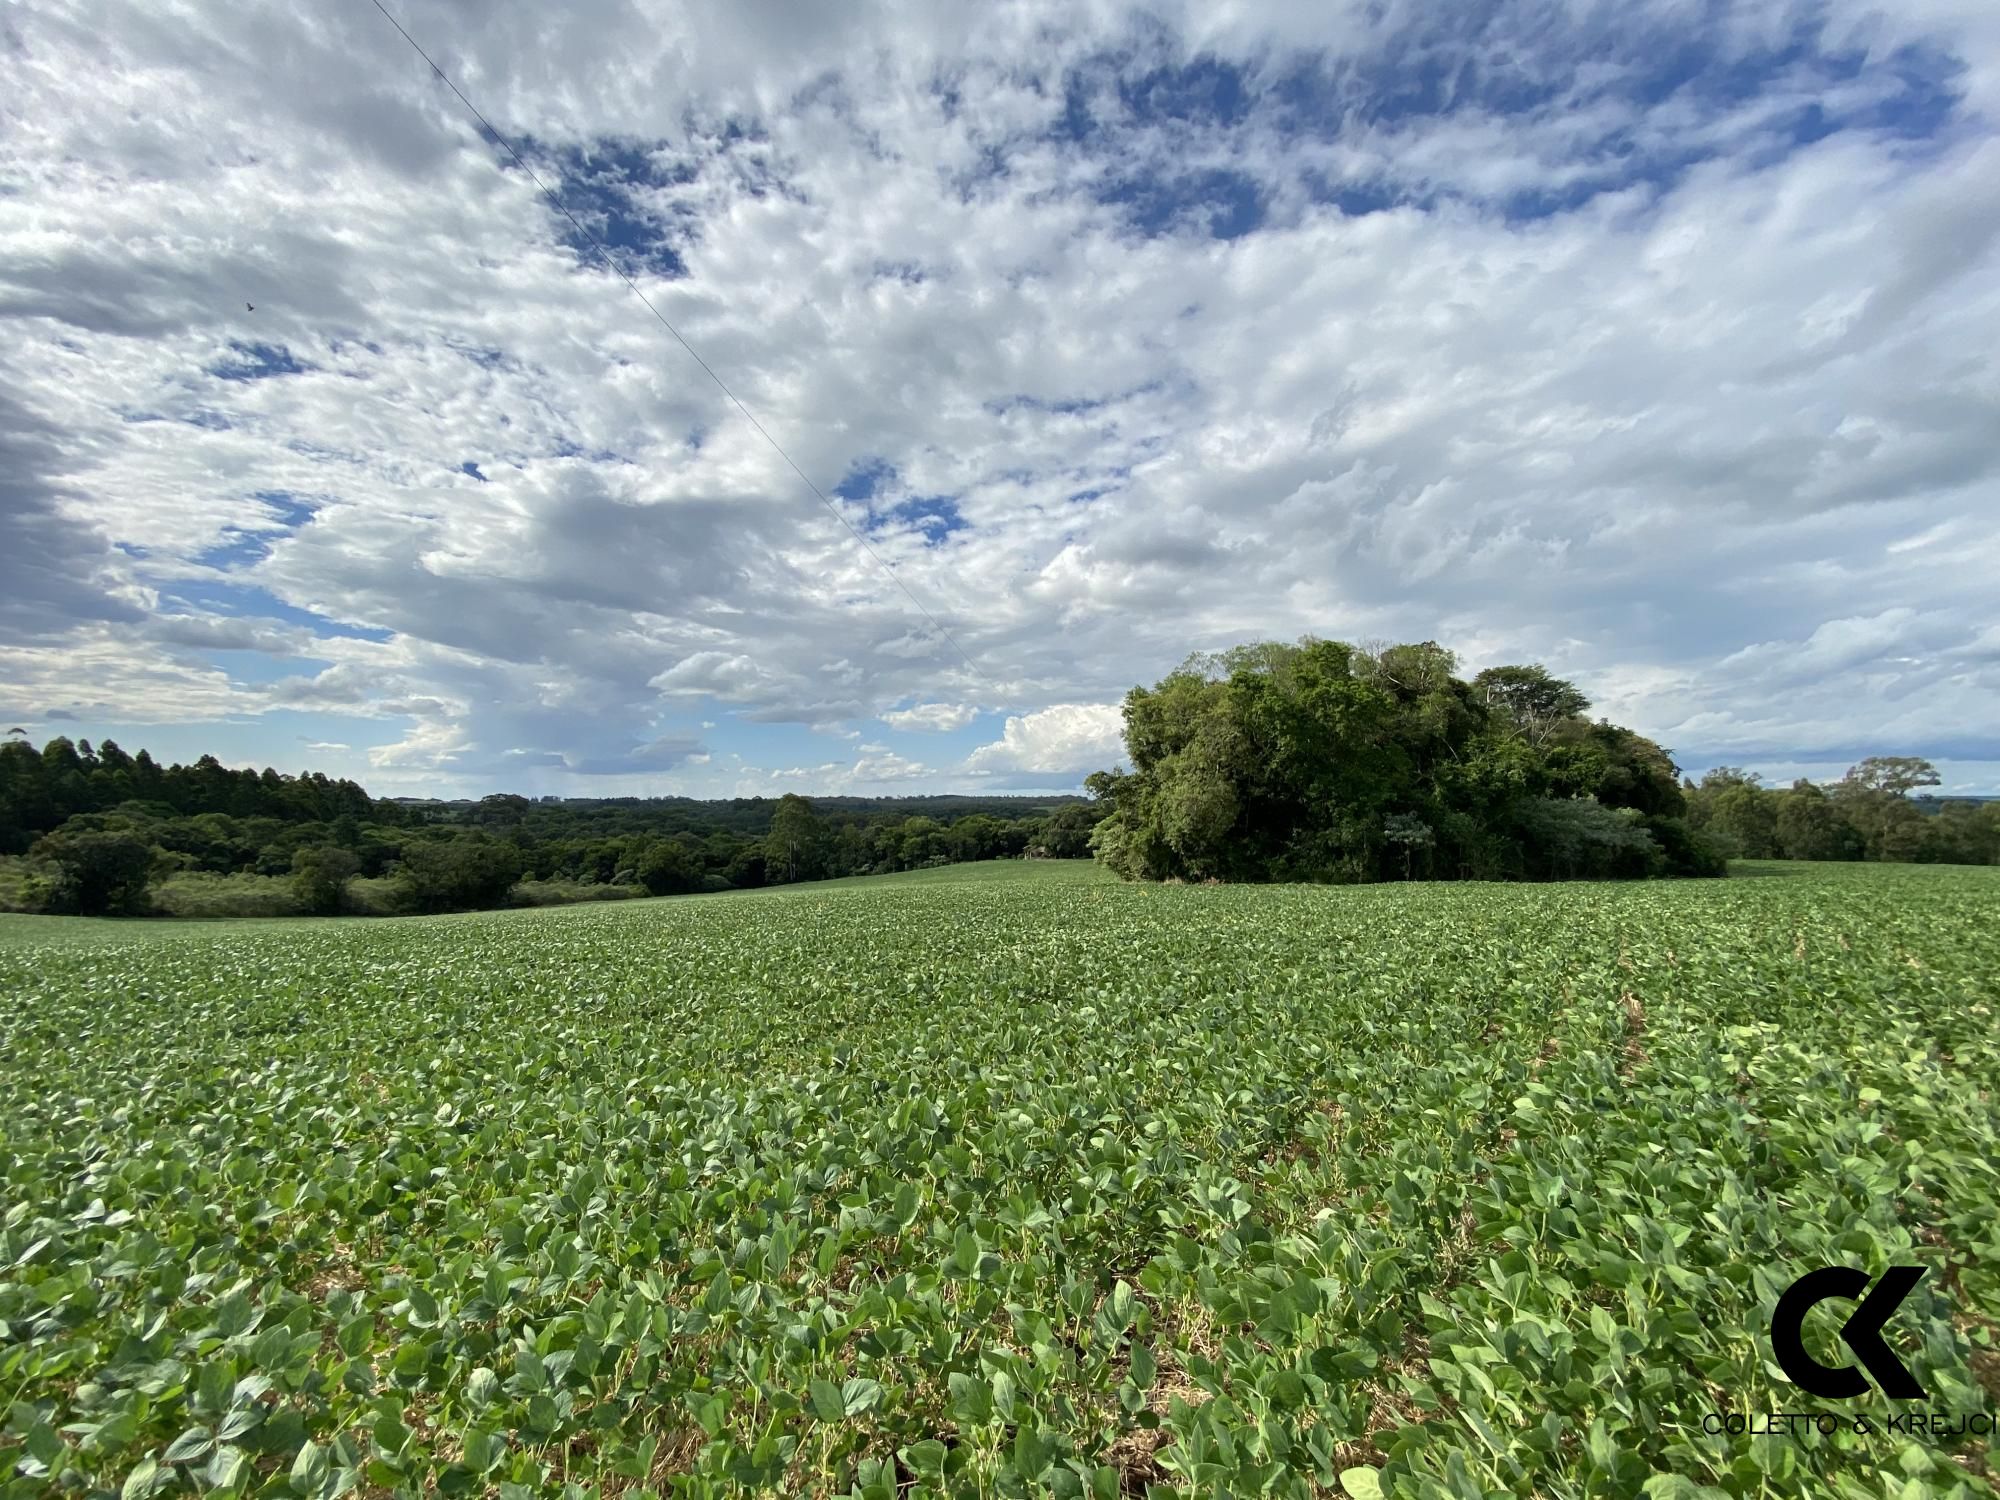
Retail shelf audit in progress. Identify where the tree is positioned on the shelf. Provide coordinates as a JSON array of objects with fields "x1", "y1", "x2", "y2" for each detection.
[
  {"x1": 1835, "y1": 757, "x2": 1939, "y2": 861},
  {"x1": 1089, "y1": 637, "x2": 1716, "y2": 886},
  {"x1": 723, "y1": 846, "x2": 767, "y2": 889},
  {"x1": 1034, "y1": 803, "x2": 1100, "y2": 858},
  {"x1": 1686, "y1": 768, "x2": 1779, "y2": 859},
  {"x1": 1842, "y1": 757, "x2": 1941, "y2": 797},
  {"x1": 1914, "y1": 803, "x2": 2000, "y2": 866},
  {"x1": 395, "y1": 835, "x2": 524, "y2": 913},
  {"x1": 291, "y1": 845, "x2": 361, "y2": 914},
  {"x1": 474, "y1": 793, "x2": 532, "y2": 826},
  {"x1": 765, "y1": 794, "x2": 827, "y2": 883},
  {"x1": 1471, "y1": 665, "x2": 1591, "y2": 746},
  {"x1": 34, "y1": 829, "x2": 155, "y2": 915},
  {"x1": 637, "y1": 839, "x2": 700, "y2": 896},
  {"x1": 1544, "y1": 722, "x2": 1686, "y2": 819},
  {"x1": 1774, "y1": 780, "x2": 1864, "y2": 862},
  {"x1": 1511, "y1": 798, "x2": 1661, "y2": 881},
  {"x1": 1382, "y1": 813, "x2": 1434, "y2": 880}
]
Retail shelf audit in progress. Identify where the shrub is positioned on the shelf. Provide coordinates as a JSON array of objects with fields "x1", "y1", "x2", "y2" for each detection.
[
  {"x1": 509, "y1": 879, "x2": 643, "y2": 907},
  {"x1": 395, "y1": 834, "x2": 526, "y2": 913},
  {"x1": 32, "y1": 829, "x2": 155, "y2": 915},
  {"x1": 637, "y1": 840, "x2": 701, "y2": 896},
  {"x1": 291, "y1": 845, "x2": 361, "y2": 915},
  {"x1": 1643, "y1": 815, "x2": 1729, "y2": 878},
  {"x1": 345, "y1": 876, "x2": 406, "y2": 917},
  {"x1": 0, "y1": 856, "x2": 54, "y2": 914},
  {"x1": 151, "y1": 872, "x2": 305, "y2": 919},
  {"x1": 1510, "y1": 798, "x2": 1661, "y2": 881}
]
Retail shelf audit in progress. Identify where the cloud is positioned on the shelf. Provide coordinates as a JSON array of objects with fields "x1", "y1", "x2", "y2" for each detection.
[
  {"x1": 650, "y1": 653, "x2": 773, "y2": 700},
  {"x1": 1, "y1": 0, "x2": 1996, "y2": 793},
  {"x1": 966, "y1": 703, "x2": 1125, "y2": 777},
  {"x1": 763, "y1": 750, "x2": 934, "y2": 791},
  {"x1": 634, "y1": 734, "x2": 706, "y2": 764},
  {"x1": 881, "y1": 701, "x2": 979, "y2": 731}
]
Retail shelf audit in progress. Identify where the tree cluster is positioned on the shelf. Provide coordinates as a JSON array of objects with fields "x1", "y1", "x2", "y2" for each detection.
[
  {"x1": 1084, "y1": 639, "x2": 1726, "y2": 884},
  {"x1": 0, "y1": 736, "x2": 1100, "y2": 917},
  {"x1": 1683, "y1": 758, "x2": 1998, "y2": 865},
  {"x1": 0, "y1": 735, "x2": 385, "y2": 855}
]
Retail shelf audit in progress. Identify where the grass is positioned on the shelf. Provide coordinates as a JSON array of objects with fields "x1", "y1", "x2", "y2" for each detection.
[{"x1": 1, "y1": 860, "x2": 1996, "y2": 1499}]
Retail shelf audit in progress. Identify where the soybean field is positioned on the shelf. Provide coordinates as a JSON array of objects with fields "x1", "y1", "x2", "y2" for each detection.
[{"x1": 3, "y1": 860, "x2": 1998, "y2": 1500}]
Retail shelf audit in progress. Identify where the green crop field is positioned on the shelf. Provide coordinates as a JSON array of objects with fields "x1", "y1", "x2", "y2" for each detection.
[{"x1": 3, "y1": 860, "x2": 1997, "y2": 1500}]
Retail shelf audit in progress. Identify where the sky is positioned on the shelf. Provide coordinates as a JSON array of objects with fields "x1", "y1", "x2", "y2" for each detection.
[{"x1": 2, "y1": 0, "x2": 1996, "y2": 799}]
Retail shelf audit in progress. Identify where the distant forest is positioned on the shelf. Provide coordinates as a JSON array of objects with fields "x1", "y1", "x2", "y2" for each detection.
[
  {"x1": 3, "y1": 637, "x2": 1992, "y2": 918},
  {"x1": 0, "y1": 734, "x2": 1096, "y2": 917},
  {"x1": 1083, "y1": 638, "x2": 1996, "y2": 884}
]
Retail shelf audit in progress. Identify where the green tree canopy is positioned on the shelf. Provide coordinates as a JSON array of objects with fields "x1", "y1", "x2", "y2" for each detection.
[
  {"x1": 1088, "y1": 637, "x2": 1716, "y2": 885},
  {"x1": 291, "y1": 845, "x2": 361, "y2": 915},
  {"x1": 33, "y1": 828, "x2": 155, "y2": 916}
]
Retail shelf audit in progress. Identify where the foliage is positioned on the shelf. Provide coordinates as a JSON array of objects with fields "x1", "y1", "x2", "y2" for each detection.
[
  {"x1": 637, "y1": 839, "x2": 704, "y2": 897},
  {"x1": 0, "y1": 856, "x2": 53, "y2": 915},
  {"x1": 508, "y1": 879, "x2": 644, "y2": 907},
  {"x1": 394, "y1": 834, "x2": 527, "y2": 914},
  {"x1": 30, "y1": 827, "x2": 156, "y2": 915},
  {"x1": 1087, "y1": 638, "x2": 1716, "y2": 885},
  {"x1": 342, "y1": 877, "x2": 408, "y2": 918},
  {"x1": 1508, "y1": 796, "x2": 1661, "y2": 880},
  {"x1": 765, "y1": 795, "x2": 829, "y2": 884},
  {"x1": 0, "y1": 735, "x2": 379, "y2": 856},
  {"x1": 1687, "y1": 761, "x2": 1998, "y2": 867},
  {"x1": 1, "y1": 860, "x2": 1994, "y2": 1498},
  {"x1": 0, "y1": 738, "x2": 1101, "y2": 918},
  {"x1": 152, "y1": 872, "x2": 307, "y2": 920},
  {"x1": 1470, "y1": 662, "x2": 1591, "y2": 744},
  {"x1": 290, "y1": 847, "x2": 361, "y2": 916}
]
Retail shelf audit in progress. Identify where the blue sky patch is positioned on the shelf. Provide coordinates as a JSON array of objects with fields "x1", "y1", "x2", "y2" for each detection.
[
  {"x1": 1032, "y1": 7, "x2": 1969, "y2": 232},
  {"x1": 518, "y1": 134, "x2": 698, "y2": 279},
  {"x1": 1106, "y1": 166, "x2": 1265, "y2": 239},
  {"x1": 1117, "y1": 56, "x2": 1252, "y2": 128},
  {"x1": 210, "y1": 341, "x2": 313, "y2": 382},
  {"x1": 196, "y1": 532, "x2": 276, "y2": 571},
  {"x1": 882, "y1": 496, "x2": 968, "y2": 546},
  {"x1": 834, "y1": 458, "x2": 896, "y2": 502},
  {"x1": 179, "y1": 581, "x2": 391, "y2": 645}
]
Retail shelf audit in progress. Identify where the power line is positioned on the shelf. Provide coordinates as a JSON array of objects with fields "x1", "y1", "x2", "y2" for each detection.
[{"x1": 365, "y1": 0, "x2": 993, "y2": 691}]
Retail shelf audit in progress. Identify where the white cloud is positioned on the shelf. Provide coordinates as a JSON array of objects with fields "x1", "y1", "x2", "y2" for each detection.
[
  {"x1": 368, "y1": 718, "x2": 470, "y2": 770},
  {"x1": 650, "y1": 653, "x2": 773, "y2": 701},
  {"x1": 881, "y1": 701, "x2": 979, "y2": 732},
  {"x1": 966, "y1": 703, "x2": 1125, "y2": 777},
  {"x1": 0, "y1": 0, "x2": 1995, "y2": 793},
  {"x1": 762, "y1": 750, "x2": 934, "y2": 791}
]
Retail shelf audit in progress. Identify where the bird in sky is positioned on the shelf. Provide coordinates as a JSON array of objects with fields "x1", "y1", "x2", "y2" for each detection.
[{"x1": 246, "y1": 302, "x2": 255, "y2": 311}]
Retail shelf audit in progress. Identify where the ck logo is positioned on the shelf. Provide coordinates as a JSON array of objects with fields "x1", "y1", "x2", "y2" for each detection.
[{"x1": 1771, "y1": 1266, "x2": 1927, "y2": 1399}]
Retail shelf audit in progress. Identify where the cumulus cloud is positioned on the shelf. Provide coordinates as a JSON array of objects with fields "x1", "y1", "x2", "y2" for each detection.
[
  {"x1": 765, "y1": 750, "x2": 934, "y2": 790},
  {"x1": 966, "y1": 703, "x2": 1125, "y2": 778},
  {"x1": 0, "y1": 0, "x2": 1995, "y2": 793},
  {"x1": 881, "y1": 702, "x2": 979, "y2": 731}
]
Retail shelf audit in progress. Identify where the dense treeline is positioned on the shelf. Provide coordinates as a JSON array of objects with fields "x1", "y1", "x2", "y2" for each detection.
[
  {"x1": 0, "y1": 736, "x2": 385, "y2": 847},
  {"x1": 0, "y1": 735, "x2": 1099, "y2": 917},
  {"x1": 1083, "y1": 637, "x2": 1988, "y2": 884},
  {"x1": 1684, "y1": 758, "x2": 1999, "y2": 865},
  {"x1": 6, "y1": 661, "x2": 1988, "y2": 917}
]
